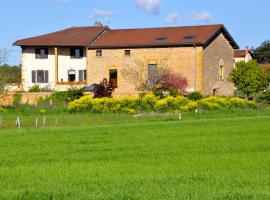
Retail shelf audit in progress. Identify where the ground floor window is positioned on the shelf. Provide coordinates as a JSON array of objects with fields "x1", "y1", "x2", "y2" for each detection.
[
  {"x1": 79, "y1": 70, "x2": 87, "y2": 82},
  {"x1": 68, "y1": 70, "x2": 76, "y2": 82},
  {"x1": 109, "y1": 69, "x2": 118, "y2": 88},
  {"x1": 219, "y1": 66, "x2": 224, "y2": 80},
  {"x1": 148, "y1": 64, "x2": 157, "y2": 78},
  {"x1": 32, "y1": 70, "x2": 48, "y2": 83}
]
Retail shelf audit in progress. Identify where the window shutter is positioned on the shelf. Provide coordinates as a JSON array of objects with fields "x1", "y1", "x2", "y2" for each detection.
[
  {"x1": 79, "y1": 70, "x2": 83, "y2": 82},
  {"x1": 84, "y1": 70, "x2": 87, "y2": 81},
  {"x1": 70, "y1": 48, "x2": 75, "y2": 58},
  {"x1": 35, "y1": 49, "x2": 40, "y2": 59},
  {"x1": 45, "y1": 71, "x2": 49, "y2": 83},
  {"x1": 32, "y1": 71, "x2": 36, "y2": 83},
  {"x1": 80, "y1": 48, "x2": 83, "y2": 58}
]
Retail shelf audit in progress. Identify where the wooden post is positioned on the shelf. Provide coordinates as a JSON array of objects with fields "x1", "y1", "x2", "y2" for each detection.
[
  {"x1": 43, "y1": 116, "x2": 46, "y2": 126},
  {"x1": 55, "y1": 117, "x2": 58, "y2": 126},
  {"x1": 16, "y1": 116, "x2": 21, "y2": 128},
  {"x1": 35, "y1": 117, "x2": 38, "y2": 128},
  {"x1": 179, "y1": 113, "x2": 182, "y2": 121}
]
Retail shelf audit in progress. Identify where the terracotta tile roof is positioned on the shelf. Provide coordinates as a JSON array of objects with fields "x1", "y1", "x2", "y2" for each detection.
[
  {"x1": 234, "y1": 49, "x2": 254, "y2": 58},
  {"x1": 90, "y1": 24, "x2": 239, "y2": 49},
  {"x1": 234, "y1": 50, "x2": 247, "y2": 57},
  {"x1": 14, "y1": 26, "x2": 107, "y2": 47}
]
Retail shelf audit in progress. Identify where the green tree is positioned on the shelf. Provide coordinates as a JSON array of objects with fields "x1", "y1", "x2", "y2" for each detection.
[
  {"x1": 230, "y1": 60, "x2": 269, "y2": 98},
  {"x1": 252, "y1": 40, "x2": 270, "y2": 64}
]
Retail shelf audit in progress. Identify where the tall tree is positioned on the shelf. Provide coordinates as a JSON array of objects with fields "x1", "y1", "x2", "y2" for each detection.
[
  {"x1": 252, "y1": 40, "x2": 270, "y2": 64},
  {"x1": 230, "y1": 60, "x2": 269, "y2": 98},
  {"x1": 0, "y1": 48, "x2": 9, "y2": 65}
]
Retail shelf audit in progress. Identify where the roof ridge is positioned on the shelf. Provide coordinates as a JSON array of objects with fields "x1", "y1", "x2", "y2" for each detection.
[{"x1": 110, "y1": 24, "x2": 224, "y2": 31}]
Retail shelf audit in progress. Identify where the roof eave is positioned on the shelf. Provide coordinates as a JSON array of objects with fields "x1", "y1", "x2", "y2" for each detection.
[{"x1": 88, "y1": 42, "x2": 205, "y2": 49}]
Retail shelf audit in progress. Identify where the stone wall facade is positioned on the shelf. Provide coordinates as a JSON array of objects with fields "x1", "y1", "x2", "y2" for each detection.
[
  {"x1": 87, "y1": 46, "x2": 203, "y2": 95},
  {"x1": 202, "y1": 33, "x2": 235, "y2": 96}
]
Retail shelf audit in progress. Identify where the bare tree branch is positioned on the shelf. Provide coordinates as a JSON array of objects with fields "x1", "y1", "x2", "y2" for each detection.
[{"x1": 0, "y1": 48, "x2": 9, "y2": 65}]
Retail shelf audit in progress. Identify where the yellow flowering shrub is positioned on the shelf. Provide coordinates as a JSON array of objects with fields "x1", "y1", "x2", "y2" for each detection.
[{"x1": 68, "y1": 94, "x2": 256, "y2": 114}]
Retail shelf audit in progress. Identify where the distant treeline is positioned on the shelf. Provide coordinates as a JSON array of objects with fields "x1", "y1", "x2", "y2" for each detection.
[{"x1": 0, "y1": 65, "x2": 21, "y2": 84}]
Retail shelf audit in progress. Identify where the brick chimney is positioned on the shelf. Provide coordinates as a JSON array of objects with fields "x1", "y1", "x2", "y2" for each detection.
[
  {"x1": 93, "y1": 21, "x2": 103, "y2": 27},
  {"x1": 245, "y1": 46, "x2": 249, "y2": 56}
]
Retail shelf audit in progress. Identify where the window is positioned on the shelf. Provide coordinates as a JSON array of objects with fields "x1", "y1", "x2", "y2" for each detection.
[
  {"x1": 79, "y1": 70, "x2": 87, "y2": 82},
  {"x1": 70, "y1": 48, "x2": 83, "y2": 59},
  {"x1": 68, "y1": 70, "x2": 76, "y2": 82},
  {"x1": 109, "y1": 69, "x2": 118, "y2": 88},
  {"x1": 219, "y1": 66, "x2": 224, "y2": 80},
  {"x1": 35, "y1": 48, "x2": 48, "y2": 59},
  {"x1": 156, "y1": 37, "x2": 167, "y2": 41},
  {"x1": 183, "y1": 35, "x2": 195, "y2": 40},
  {"x1": 124, "y1": 50, "x2": 131, "y2": 56},
  {"x1": 148, "y1": 64, "x2": 157, "y2": 77},
  {"x1": 32, "y1": 70, "x2": 48, "y2": 83},
  {"x1": 96, "y1": 50, "x2": 102, "y2": 57}
]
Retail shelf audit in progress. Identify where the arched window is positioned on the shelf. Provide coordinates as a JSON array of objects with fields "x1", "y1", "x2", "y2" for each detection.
[
  {"x1": 219, "y1": 66, "x2": 224, "y2": 80},
  {"x1": 219, "y1": 59, "x2": 225, "y2": 81}
]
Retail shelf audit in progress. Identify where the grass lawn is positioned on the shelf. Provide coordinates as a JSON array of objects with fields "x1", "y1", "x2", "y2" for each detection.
[{"x1": 0, "y1": 112, "x2": 270, "y2": 199}]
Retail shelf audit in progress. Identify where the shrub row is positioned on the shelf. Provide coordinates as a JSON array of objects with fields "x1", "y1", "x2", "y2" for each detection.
[{"x1": 68, "y1": 94, "x2": 256, "y2": 114}]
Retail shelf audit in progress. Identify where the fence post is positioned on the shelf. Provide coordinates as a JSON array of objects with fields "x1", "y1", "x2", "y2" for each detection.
[
  {"x1": 43, "y1": 116, "x2": 46, "y2": 127},
  {"x1": 179, "y1": 113, "x2": 182, "y2": 121},
  {"x1": 55, "y1": 117, "x2": 58, "y2": 126},
  {"x1": 16, "y1": 116, "x2": 21, "y2": 128},
  {"x1": 35, "y1": 117, "x2": 38, "y2": 128}
]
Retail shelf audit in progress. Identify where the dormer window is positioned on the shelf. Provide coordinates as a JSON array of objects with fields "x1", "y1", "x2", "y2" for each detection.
[
  {"x1": 71, "y1": 48, "x2": 83, "y2": 59},
  {"x1": 156, "y1": 37, "x2": 167, "y2": 41},
  {"x1": 35, "y1": 48, "x2": 48, "y2": 59}
]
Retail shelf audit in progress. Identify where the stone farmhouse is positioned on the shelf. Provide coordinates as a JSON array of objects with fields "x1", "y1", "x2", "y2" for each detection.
[{"x1": 14, "y1": 23, "x2": 240, "y2": 96}]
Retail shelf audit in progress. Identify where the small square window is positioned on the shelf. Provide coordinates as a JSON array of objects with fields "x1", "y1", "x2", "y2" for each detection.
[
  {"x1": 96, "y1": 50, "x2": 102, "y2": 57},
  {"x1": 71, "y1": 48, "x2": 83, "y2": 59},
  {"x1": 124, "y1": 50, "x2": 131, "y2": 56},
  {"x1": 35, "y1": 48, "x2": 48, "y2": 59}
]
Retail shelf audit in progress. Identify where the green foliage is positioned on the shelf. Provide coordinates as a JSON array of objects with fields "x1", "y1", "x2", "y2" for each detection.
[
  {"x1": 13, "y1": 93, "x2": 22, "y2": 106},
  {"x1": 256, "y1": 88, "x2": 270, "y2": 104},
  {"x1": 252, "y1": 40, "x2": 270, "y2": 64},
  {"x1": 230, "y1": 60, "x2": 269, "y2": 98},
  {"x1": 0, "y1": 106, "x2": 6, "y2": 113},
  {"x1": 188, "y1": 92, "x2": 203, "y2": 101},
  {"x1": 67, "y1": 87, "x2": 84, "y2": 101},
  {"x1": 28, "y1": 85, "x2": 40, "y2": 92}
]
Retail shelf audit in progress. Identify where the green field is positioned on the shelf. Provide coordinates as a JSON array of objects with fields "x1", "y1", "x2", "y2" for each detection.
[{"x1": 0, "y1": 112, "x2": 270, "y2": 199}]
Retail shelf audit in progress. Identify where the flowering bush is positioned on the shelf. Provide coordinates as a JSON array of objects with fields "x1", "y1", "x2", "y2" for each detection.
[{"x1": 68, "y1": 94, "x2": 256, "y2": 114}]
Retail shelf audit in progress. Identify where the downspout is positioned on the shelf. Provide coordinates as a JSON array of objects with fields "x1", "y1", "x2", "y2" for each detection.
[{"x1": 193, "y1": 43, "x2": 197, "y2": 92}]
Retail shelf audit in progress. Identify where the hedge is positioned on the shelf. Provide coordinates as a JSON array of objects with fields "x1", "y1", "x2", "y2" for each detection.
[{"x1": 68, "y1": 94, "x2": 256, "y2": 114}]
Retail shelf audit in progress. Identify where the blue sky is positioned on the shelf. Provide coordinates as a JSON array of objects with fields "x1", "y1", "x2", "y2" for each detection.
[{"x1": 1, "y1": 0, "x2": 269, "y2": 65}]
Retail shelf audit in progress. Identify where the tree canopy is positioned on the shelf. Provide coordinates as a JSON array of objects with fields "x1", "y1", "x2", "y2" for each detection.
[
  {"x1": 230, "y1": 60, "x2": 269, "y2": 98},
  {"x1": 252, "y1": 40, "x2": 270, "y2": 64}
]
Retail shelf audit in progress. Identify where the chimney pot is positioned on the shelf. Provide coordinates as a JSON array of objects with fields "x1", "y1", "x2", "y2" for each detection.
[{"x1": 93, "y1": 21, "x2": 103, "y2": 27}]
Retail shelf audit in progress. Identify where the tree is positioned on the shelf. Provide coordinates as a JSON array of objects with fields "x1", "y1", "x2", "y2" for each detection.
[
  {"x1": 93, "y1": 78, "x2": 113, "y2": 98},
  {"x1": 252, "y1": 40, "x2": 270, "y2": 64},
  {"x1": 0, "y1": 48, "x2": 9, "y2": 65},
  {"x1": 121, "y1": 58, "x2": 168, "y2": 91},
  {"x1": 230, "y1": 60, "x2": 269, "y2": 98},
  {"x1": 161, "y1": 71, "x2": 188, "y2": 95},
  {"x1": 0, "y1": 65, "x2": 21, "y2": 93}
]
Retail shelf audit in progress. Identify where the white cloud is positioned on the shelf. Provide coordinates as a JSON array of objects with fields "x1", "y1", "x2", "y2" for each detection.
[
  {"x1": 90, "y1": 8, "x2": 115, "y2": 19},
  {"x1": 136, "y1": 0, "x2": 162, "y2": 15},
  {"x1": 165, "y1": 11, "x2": 213, "y2": 24},
  {"x1": 165, "y1": 12, "x2": 185, "y2": 24},
  {"x1": 190, "y1": 11, "x2": 213, "y2": 22},
  {"x1": 55, "y1": 0, "x2": 71, "y2": 4}
]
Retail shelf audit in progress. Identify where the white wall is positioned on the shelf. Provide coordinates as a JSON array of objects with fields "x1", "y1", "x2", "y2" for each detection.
[
  {"x1": 57, "y1": 48, "x2": 87, "y2": 82},
  {"x1": 22, "y1": 47, "x2": 87, "y2": 91},
  {"x1": 22, "y1": 47, "x2": 55, "y2": 90}
]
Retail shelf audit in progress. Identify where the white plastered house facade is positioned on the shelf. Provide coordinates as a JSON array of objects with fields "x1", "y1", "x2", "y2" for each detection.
[{"x1": 14, "y1": 25, "x2": 107, "y2": 91}]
